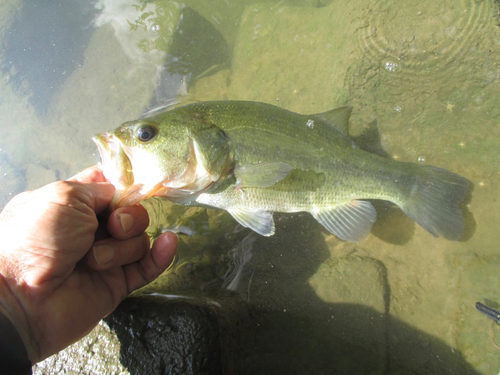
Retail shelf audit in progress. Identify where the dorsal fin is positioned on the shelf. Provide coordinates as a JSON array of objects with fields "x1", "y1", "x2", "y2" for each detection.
[
  {"x1": 140, "y1": 98, "x2": 180, "y2": 118},
  {"x1": 311, "y1": 106, "x2": 352, "y2": 135},
  {"x1": 352, "y1": 119, "x2": 391, "y2": 158}
]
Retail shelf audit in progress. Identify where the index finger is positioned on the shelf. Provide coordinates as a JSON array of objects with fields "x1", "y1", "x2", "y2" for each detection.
[
  {"x1": 68, "y1": 165, "x2": 107, "y2": 183},
  {"x1": 41, "y1": 180, "x2": 116, "y2": 215}
]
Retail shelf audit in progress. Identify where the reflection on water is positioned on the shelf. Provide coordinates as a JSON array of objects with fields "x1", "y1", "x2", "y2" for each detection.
[
  {"x1": 1, "y1": 0, "x2": 500, "y2": 374},
  {"x1": 1, "y1": 0, "x2": 97, "y2": 113}
]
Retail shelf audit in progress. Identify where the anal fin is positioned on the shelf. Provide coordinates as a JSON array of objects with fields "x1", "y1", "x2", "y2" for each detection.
[{"x1": 311, "y1": 200, "x2": 377, "y2": 242}]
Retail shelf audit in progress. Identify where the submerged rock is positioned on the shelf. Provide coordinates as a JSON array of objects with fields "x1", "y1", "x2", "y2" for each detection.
[{"x1": 104, "y1": 296, "x2": 222, "y2": 375}]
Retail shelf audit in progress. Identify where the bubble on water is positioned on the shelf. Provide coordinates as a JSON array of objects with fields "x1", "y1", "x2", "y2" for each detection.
[
  {"x1": 417, "y1": 156, "x2": 426, "y2": 163},
  {"x1": 306, "y1": 119, "x2": 314, "y2": 129},
  {"x1": 383, "y1": 59, "x2": 399, "y2": 73}
]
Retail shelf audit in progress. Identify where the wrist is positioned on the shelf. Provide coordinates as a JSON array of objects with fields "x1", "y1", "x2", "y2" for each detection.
[{"x1": 0, "y1": 271, "x2": 38, "y2": 364}]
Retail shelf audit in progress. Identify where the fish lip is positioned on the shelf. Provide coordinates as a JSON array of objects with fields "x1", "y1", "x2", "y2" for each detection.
[
  {"x1": 92, "y1": 132, "x2": 136, "y2": 207},
  {"x1": 92, "y1": 133, "x2": 121, "y2": 184},
  {"x1": 92, "y1": 133, "x2": 113, "y2": 169}
]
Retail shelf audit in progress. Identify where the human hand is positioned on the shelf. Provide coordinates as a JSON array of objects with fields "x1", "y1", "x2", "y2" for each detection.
[{"x1": 0, "y1": 166, "x2": 177, "y2": 364}]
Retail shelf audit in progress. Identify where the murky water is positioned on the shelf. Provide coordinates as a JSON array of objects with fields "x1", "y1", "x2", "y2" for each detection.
[{"x1": 2, "y1": 0, "x2": 500, "y2": 374}]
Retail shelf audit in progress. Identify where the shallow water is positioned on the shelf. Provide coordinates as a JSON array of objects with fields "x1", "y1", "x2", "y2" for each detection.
[{"x1": 2, "y1": 0, "x2": 500, "y2": 373}]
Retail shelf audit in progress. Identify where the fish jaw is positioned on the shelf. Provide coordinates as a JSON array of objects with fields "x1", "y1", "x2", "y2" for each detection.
[
  {"x1": 93, "y1": 133, "x2": 134, "y2": 191},
  {"x1": 93, "y1": 133, "x2": 157, "y2": 208}
]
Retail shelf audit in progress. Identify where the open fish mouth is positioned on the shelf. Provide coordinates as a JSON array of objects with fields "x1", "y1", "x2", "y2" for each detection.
[
  {"x1": 93, "y1": 132, "x2": 169, "y2": 208},
  {"x1": 93, "y1": 134, "x2": 113, "y2": 171},
  {"x1": 92, "y1": 133, "x2": 136, "y2": 206}
]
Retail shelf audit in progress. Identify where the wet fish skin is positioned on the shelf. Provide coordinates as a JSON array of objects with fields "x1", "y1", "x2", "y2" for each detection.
[{"x1": 93, "y1": 100, "x2": 469, "y2": 241}]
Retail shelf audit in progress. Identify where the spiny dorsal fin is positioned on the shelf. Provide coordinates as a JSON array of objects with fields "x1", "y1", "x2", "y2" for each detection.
[
  {"x1": 352, "y1": 119, "x2": 391, "y2": 158},
  {"x1": 311, "y1": 106, "x2": 352, "y2": 135}
]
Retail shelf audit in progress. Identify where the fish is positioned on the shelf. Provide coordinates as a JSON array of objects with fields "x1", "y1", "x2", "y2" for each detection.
[
  {"x1": 475, "y1": 302, "x2": 500, "y2": 323},
  {"x1": 93, "y1": 100, "x2": 469, "y2": 242}
]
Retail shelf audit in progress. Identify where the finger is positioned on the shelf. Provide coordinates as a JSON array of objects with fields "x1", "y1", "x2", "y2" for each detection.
[
  {"x1": 123, "y1": 231, "x2": 178, "y2": 293},
  {"x1": 68, "y1": 165, "x2": 107, "y2": 183},
  {"x1": 87, "y1": 233, "x2": 150, "y2": 271},
  {"x1": 76, "y1": 182, "x2": 116, "y2": 215},
  {"x1": 107, "y1": 205, "x2": 149, "y2": 240},
  {"x1": 26, "y1": 180, "x2": 114, "y2": 221}
]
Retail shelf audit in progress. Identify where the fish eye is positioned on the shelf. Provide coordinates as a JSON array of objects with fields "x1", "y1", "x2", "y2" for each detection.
[{"x1": 136, "y1": 125, "x2": 157, "y2": 142}]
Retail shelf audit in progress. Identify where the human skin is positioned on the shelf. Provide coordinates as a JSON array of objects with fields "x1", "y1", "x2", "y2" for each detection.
[{"x1": 0, "y1": 166, "x2": 178, "y2": 364}]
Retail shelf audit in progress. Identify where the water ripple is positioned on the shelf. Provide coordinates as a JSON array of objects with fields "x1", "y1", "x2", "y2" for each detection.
[{"x1": 356, "y1": 0, "x2": 495, "y2": 83}]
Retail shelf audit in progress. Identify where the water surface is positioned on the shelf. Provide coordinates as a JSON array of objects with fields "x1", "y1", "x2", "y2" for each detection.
[{"x1": 1, "y1": 0, "x2": 500, "y2": 373}]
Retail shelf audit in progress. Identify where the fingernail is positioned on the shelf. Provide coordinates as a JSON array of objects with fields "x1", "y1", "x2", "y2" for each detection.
[
  {"x1": 93, "y1": 243, "x2": 115, "y2": 265},
  {"x1": 166, "y1": 231, "x2": 179, "y2": 243},
  {"x1": 119, "y1": 213, "x2": 134, "y2": 233}
]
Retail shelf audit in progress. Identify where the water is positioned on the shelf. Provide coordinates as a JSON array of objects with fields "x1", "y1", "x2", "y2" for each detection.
[{"x1": 2, "y1": 0, "x2": 500, "y2": 373}]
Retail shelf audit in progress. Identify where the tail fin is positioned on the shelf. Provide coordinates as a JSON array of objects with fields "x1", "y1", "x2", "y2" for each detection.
[{"x1": 399, "y1": 166, "x2": 469, "y2": 240}]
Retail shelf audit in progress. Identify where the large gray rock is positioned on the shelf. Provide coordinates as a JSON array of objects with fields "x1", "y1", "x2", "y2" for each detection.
[
  {"x1": 33, "y1": 321, "x2": 127, "y2": 375},
  {"x1": 105, "y1": 297, "x2": 222, "y2": 375}
]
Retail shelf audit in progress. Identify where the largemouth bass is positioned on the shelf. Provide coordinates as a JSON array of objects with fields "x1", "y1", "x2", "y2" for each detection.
[{"x1": 93, "y1": 101, "x2": 469, "y2": 241}]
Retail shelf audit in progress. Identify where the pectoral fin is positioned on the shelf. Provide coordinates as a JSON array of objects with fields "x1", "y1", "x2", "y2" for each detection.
[
  {"x1": 311, "y1": 200, "x2": 376, "y2": 241},
  {"x1": 227, "y1": 208, "x2": 275, "y2": 236},
  {"x1": 234, "y1": 162, "x2": 292, "y2": 189}
]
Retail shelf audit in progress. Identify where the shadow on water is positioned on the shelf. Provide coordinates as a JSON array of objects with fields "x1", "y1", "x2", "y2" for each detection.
[
  {"x1": 146, "y1": 6, "x2": 230, "y2": 112},
  {"x1": 106, "y1": 214, "x2": 479, "y2": 375}
]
